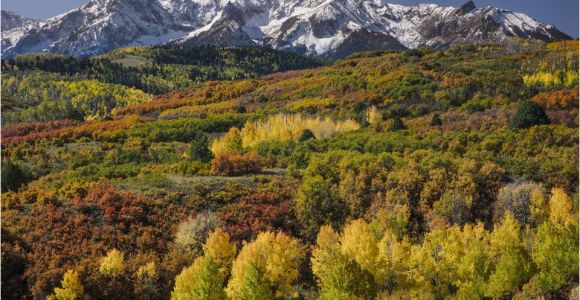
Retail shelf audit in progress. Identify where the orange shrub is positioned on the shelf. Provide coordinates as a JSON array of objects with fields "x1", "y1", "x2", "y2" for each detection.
[
  {"x1": 532, "y1": 86, "x2": 578, "y2": 109},
  {"x1": 211, "y1": 152, "x2": 263, "y2": 176}
]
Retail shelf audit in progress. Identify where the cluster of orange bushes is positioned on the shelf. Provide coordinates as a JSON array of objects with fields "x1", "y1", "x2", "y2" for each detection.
[
  {"x1": 532, "y1": 86, "x2": 579, "y2": 109},
  {"x1": 210, "y1": 152, "x2": 263, "y2": 176},
  {"x1": 2, "y1": 117, "x2": 139, "y2": 146},
  {"x1": 1, "y1": 120, "x2": 80, "y2": 138},
  {"x1": 111, "y1": 85, "x2": 214, "y2": 117}
]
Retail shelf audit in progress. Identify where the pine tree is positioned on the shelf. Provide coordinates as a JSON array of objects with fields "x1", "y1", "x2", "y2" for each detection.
[
  {"x1": 189, "y1": 131, "x2": 214, "y2": 162},
  {"x1": 430, "y1": 113, "x2": 443, "y2": 126},
  {"x1": 509, "y1": 101, "x2": 550, "y2": 129},
  {"x1": 1, "y1": 160, "x2": 27, "y2": 192},
  {"x1": 389, "y1": 117, "x2": 406, "y2": 131},
  {"x1": 298, "y1": 129, "x2": 316, "y2": 142}
]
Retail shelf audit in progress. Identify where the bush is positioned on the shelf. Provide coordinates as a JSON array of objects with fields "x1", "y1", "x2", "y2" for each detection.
[
  {"x1": 188, "y1": 131, "x2": 214, "y2": 162},
  {"x1": 388, "y1": 117, "x2": 406, "y2": 131},
  {"x1": 494, "y1": 181, "x2": 546, "y2": 225},
  {"x1": 509, "y1": 101, "x2": 550, "y2": 129},
  {"x1": 430, "y1": 113, "x2": 443, "y2": 126},
  {"x1": 174, "y1": 160, "x2": 211, "y2": 176},
  {"x1": 211, "y1": 153, "x2": 263, "y2": 176},
  {"x1": 298, "y1": 129, "x2": 316, "y2": 142},
  {"x1": 175, "y1": 212, "x2": 223, "y2": 255},
  {"x1": 236, "y1": 105, "x2": 247, "y2": 113},
  {"x1": 1, "y1": 160, "x2": 29, "y2": 192}
]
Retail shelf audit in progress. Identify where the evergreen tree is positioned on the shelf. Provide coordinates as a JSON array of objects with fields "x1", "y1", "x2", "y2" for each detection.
[
  {"x1": 430, "y1": 113, "x2": 443, "y2": 126},
  {"x1": 389, "y1": 117, "x2": 406, "y2": 131},
  {"x1": 189, "y1": 131, "x2": 214, "y2": 162},
  {"x1": 298, "y1": 129, "x2": 316, "y2": 142},
  {"x1": 1, "y1": 160, "x2": 27, "y2": 192},
  {"x1": 509, "y1": 101, "x2": 550, "y2": 129},
  {"x1": 236, "y1": 105, "x2": 247, "y2": 113}
]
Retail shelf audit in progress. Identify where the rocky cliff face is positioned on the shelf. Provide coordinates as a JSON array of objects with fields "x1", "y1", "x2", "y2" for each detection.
[{"x1": 1, "y1": 10, "x2": 37, "y2": 31}]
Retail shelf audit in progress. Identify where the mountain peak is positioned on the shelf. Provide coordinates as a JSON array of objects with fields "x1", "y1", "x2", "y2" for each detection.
[
  {"x1": 1, "y1": 1, "x2": 571, "y2": 58},
  {"x1": 1, "y1": 10, "x2": 37, "y2": 31},
  {"x1": 454, "y1": 1, "x2": 476, "y2": 16}
]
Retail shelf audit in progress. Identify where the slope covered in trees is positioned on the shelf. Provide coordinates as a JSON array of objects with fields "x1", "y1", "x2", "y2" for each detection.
[
  {"x1": 1, "y1": 46, "x2": 324, "y2": 124},
  {"x1": 1, "y1": 40, "x2": 578, "y2": 299}
]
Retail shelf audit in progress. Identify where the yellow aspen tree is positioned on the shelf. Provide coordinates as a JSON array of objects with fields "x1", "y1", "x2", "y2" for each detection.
[
  {"x1": 171, "y1": 256, "x2": 226, "y2": 300},
  {"x1": 99, "y1": 249, "x2": 126, "y2": 278},
  {"x1": 226, "y1": 231, "x2": 304, "y2": 299},
  {"x1": 454, "y1": 223, "x2": 491, "y2": 299},
  {"x1": 378, "y1": 233, "x2": 412, "y2": 293},
  {"x1": 485, "y1": 213, "x2": 533, "y2": 298},
  {"x1": 340, "y1": 219, "x2": 385, "y2": 282},
  {"x1": 531, "y1": 188, "x2": 579, "y2": 291},
  {"x1": 203, "y1": 228, "x2": 237, "y2": 278},
  {"x1": 311, "y1": 225, "x2": 377, "y2": 300},
  {"x1": 50, "y1": 270, "x2": 85, "y2": 300}
]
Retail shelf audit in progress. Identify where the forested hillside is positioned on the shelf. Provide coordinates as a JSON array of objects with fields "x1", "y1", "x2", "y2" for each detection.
[
  {"x1": 1, "y1": 46, "x2": 324, "y2": 124},
  {"x1": 1, "y1": 40, "x2": 578, "y2": 299}
]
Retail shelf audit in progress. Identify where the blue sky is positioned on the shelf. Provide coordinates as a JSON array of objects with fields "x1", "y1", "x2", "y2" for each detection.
[{"x1": 3, "y1": 0, "x2": 579, "y2": 37}]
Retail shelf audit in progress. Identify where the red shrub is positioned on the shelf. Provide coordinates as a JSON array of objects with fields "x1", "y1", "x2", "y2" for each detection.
[
  {"x1": 219, "y1": 191, "x2": 297, "y2": 241},
  {"x1": 210, "y1": 152, "x2": 263, "y2": 176},
  {"x1": 1, "y1": 183, "x2": 191, "y2": 299}
]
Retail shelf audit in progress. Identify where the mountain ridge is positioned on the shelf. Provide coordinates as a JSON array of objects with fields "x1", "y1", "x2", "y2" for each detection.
[
  {"x1": 1, "y1": 0, "x2": 571, "y2": 58},
  {"x1": 1, "y1": 10, "x2": 37, "y2": 31}
]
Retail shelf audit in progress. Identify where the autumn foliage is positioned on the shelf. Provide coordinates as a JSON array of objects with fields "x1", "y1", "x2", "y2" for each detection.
[
  {"x1": 533, "y1": 86, "x2": 579, "y2": 109},
  {"x1": 1, "y1": 42, "x2": 578, "y2": 299},
  {"x1": 210, "y1": 152, "x2": 263, "y2": 176}
]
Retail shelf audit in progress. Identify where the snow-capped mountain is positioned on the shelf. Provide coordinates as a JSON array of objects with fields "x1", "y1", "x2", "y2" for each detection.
[
  {"x1": 1, "y1": 10, "x2": 37, "y2": 31},
  {"x1": 1, "y1": 0, "x2": 570, "y2": 58}
]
